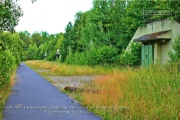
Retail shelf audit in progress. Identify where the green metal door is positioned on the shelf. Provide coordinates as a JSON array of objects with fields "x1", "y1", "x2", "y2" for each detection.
[{"x1": 141, "y1": 44, "x2": 153, "y2": 67}]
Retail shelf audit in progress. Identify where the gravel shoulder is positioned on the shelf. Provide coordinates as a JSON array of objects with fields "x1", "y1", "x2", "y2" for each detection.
[{"x1": 36, "y1": 69, "x2": 97, "y2": 90}]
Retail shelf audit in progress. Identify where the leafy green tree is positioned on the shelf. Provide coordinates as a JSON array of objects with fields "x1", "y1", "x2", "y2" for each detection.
[
  {"x1": 60, "y1": 22, "x2": 73, "y2": 61},
  {"x1": 46, "y1": 38, "x2": 57, "y2": 61},
  {"x1": 0, "y1": 0, "x2": 23, "y2": 32},
  {"x1": 27, "y1": 43, "x2": 38, "y2": 60},
  {"x1": 37, "y1": 44, "x2": 46, "y2": 60},
  {"x1": 18, "y1": 31, "x2": 32, "y2": 49},
  {"x1": 41, "y1": 31, "x2": 50, "y2": 44},
  {"x1": 31, "y1": 32, "x2": 43, "y2": 47},
  {"x1": 0, "y1": 32, "x2": 22, "y2": 65},
  {"x1": 18, "y1": 31, "x2": 32, "y2": 60}
]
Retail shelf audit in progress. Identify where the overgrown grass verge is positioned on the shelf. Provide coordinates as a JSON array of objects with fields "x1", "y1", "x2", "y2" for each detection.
[
  {"x1": 80, "y1": 65, "x2": 179, "y2": 119},
  {"x1": 25, "y1": 60, "x2": 179, "y2": 119},
  {"x1": 25, "y1": 60, "x2": 114, "y2": 76},
  {"x1": 0, "y1": 72, "x2": 16, "y2": 120}
]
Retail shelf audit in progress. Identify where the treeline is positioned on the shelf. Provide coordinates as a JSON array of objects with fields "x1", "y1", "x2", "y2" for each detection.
[
  {"x1": 18, "y1": 0, "x2": 180, "y2": 66},
  {"x1": 18, "y1": 31, "x2": 64, "y2": 61},
  {"x1": 61, "y1": 0, "x2": 180, "y2": 66}
]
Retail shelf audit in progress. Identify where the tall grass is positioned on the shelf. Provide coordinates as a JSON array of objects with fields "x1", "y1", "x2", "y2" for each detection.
[
  {"x1": 25, "y1": 60, "x2": 113, "y2": 76},
  {"x1": 25, "y1": 60, "x2": 179, "y2": 119},
  {"x1": 81, "y1": 65, "x2": 179, "y2": 119}
]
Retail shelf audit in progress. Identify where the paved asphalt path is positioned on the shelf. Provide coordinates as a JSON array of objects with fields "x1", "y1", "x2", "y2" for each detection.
[{"x1": 3, "y1": 63, "x2": 102, "y2": 120}]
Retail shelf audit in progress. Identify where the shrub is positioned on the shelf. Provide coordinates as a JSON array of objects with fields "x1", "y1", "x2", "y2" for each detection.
[
  {"x1": 0, "y1": 32, "x2": 22, "y2": 119},
  {"x1": 65, "y1": 45, "x2": 119, "y2": 66},
  {"x1": 0, "y1": 32, "x2": 22, "y2": 65},
  {"x1": 0, "y1": 51, "x2": 16, "y2": 86},
  {"x1": 120, "y1": 42, "x2": 141, "y2": 66},
  {"x1": 168, "y1": 34, "x2": 180, "y2": 62},
  {"x1": 46, "y1": 51, "x2": 56, "y2": 61},
  {"x1": 27, "y1": 44, "x2": 38, "y2": 60},
  {"x1": 95, "y1": 46, "x2": 119, "y2": 65}
]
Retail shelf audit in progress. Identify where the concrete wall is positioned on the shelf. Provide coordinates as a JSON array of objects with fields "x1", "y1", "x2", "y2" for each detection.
[
  {"x1": 154, "y1": 43, "x2": 162, "y2": 65},
  {"x1": 126, "y1": 20, "x2": 180, "y2": 65},
  {"x1": 126, "y1": 20, "x2": 173, "y2": 51}
]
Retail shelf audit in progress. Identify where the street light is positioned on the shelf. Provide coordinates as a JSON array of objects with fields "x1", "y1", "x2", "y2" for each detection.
[
  {"x1": 43, "y1": 52, "x2": 47, "y2": 58},
  {"x1": 55, "y1": 49, "x2": 60, "y2": 60}
]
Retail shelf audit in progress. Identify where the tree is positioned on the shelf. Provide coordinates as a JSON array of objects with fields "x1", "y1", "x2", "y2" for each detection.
[
  {"x1": 60, "y1": 22, "x2": 73, "y2": 61},
  {"x1": 27, "y1": 43, "x2": 38, "y2": 60},
  {"x1": 18, "y1": 31, "x2": 32, "y2": 49},
  {"x1": 31, "y1": 32, "x2": 43, "y2": 47},
  {"x1": 0, "y1": 0, "x2": 23, "y2": 32}
]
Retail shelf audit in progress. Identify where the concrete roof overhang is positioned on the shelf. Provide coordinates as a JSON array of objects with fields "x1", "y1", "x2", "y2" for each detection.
[{"x1": 134, "y1": 30, "x2": 171, "y2": 43}]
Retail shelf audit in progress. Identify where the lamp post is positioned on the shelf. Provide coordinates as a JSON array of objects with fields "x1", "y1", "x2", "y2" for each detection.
[
  {"x1": 43, "y1": 52, "x2": 47, "y2": 58},
  {"x1": 55, "y1": 49, "x2": 60, "y2": 60}
]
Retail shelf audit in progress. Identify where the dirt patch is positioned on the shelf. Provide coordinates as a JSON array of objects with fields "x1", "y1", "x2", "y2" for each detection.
[
  {"x1": 35, "y1": 69, "x2": 97, "y2": 90},
  {"x1": 47, "y1": 76, "x2": 96, "y2": 90}
]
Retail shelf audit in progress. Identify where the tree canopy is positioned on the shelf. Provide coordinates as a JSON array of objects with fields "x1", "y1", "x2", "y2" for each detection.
[{"x1": 0, "y1": 0, "x2": 23, "y2": 32}]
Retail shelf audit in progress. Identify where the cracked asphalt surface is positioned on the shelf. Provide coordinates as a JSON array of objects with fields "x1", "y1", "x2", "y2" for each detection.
[{"x1": 3, "y1": 63, "x2": 101, "y2": 120}]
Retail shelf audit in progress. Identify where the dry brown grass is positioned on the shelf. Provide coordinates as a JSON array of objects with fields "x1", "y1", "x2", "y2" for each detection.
[
  {"x1": 25, "y1": 60, "x2": 111, "y2": 76},
  {"x1": 10, "y1": 72, "x2": 16, "y2": 86},
  {"x1": 81, "y1": 71, "x2": 129, "y2": 119},
  {"x1": 83, "y1": 72, "x2": 127, "y2": 107},
  {"x1": 81, "y1": 66, "x2": 179, "y2": 119}
]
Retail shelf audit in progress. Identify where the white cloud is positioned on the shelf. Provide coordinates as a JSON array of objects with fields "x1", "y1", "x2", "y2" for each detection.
[{"x1": 15, "y1": 0, "x2": 93, "y2": 34}]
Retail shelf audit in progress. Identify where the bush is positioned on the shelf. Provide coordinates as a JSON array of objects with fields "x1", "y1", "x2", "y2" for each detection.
[
  {"x1": 0, "y1": 51, "x2": 16, "y2": 86},
  {"x1": 95, "y1": 46, "x2": 119, "y2": 65},
  {"x1": 168, "y1": 34, "x2": 180, "y2": 62},
  {"x1": 46, "y1": 51, "x2": 56, "y2": 61},
  {"x1": 120, "y1": 42, "x2": 141, "y2": 66},
  {"x1": 0, "y1": 32, "x2": 22, "y2": 65},
  {"x1": 65, "y1": 45, "x2": 119, "y2": 66},
  {"x1": 168, "y1": 34, "x2": 180, "y2": 72},
  {"x1": 27, "y1": 44, "x2": 38, "y2": 60},
  {"x1": 0, "y1": 32, "x2": 22, "y2": 119}
]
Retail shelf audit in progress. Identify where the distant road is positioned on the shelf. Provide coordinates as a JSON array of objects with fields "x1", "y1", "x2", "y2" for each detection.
[{"x1": 3, "y1": 63, "x2": 101, "y2": 120}]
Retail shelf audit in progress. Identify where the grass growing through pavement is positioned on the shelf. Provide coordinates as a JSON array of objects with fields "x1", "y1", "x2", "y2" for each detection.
[{"x1": 25, "y1": 60, "x2": 179, "y2": 119}]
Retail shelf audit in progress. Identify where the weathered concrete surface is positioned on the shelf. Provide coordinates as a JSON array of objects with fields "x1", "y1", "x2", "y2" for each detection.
[{"x1": 49, "y1": 76, "x2": 96, "y2": 90}]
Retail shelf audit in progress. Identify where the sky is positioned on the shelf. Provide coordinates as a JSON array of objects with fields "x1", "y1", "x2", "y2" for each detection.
[{"x1": 15, "y1": 0, "x2": 93, "y2": 34}]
